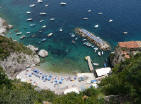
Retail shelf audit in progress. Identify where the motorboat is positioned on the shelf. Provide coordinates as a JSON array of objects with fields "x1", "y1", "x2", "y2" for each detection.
[
  {"x1": 70, "y1": 33, "x2": 75, "y2": 37},
  {"x1": 123, "y1": 32, "x2": 128, "y2": 35},
  {"x1": 48, "y1": 33, "x2": 53, "y2": 37},
  {"x1": 94, "y1": 24, "x2": 99, "y2": 28},
  {"x1": 42, "y1": 25, "x2": 46, "y2": 28},
  {"x1": 50, "y1": 18, "x2": 55, "y2": 21},
  {"x1": 27, "y1": 18, "x2": 32, "y2": 21},
  {"x1": 40, "y1": 12, "x2": 47, "y2": 15},
  {"x1": 94, "y1": 47, "x2": 98, "y2": 52},
  {"x1": 29, "y1": 24, "x2": 36, "y2": 27},
  {"x1": 93, "y1": 63, "x2": 99, "y2": 66},
  {"x1": 41, "y1": 38, "x2": 46, "y2": 42},
  {"x1": 40, "y1": 20, "x2": 44, "y2": 22},
  {"x1": 101, "y1": 51, "x2": 104, "y2": 55},
  {"x1": 88, "y1": 9, "x2": 92, "y2": 12},
  {"x1": 16, "y1": 32, "x2": 22, "y2": 35},
  {"x1": 59, "y1": 28, "x2": 63, "y2": 32},
  {"x1": 98, "y1": 12, "x2": 103, "y2": 15},
  {"x1": 108, "y1": 19, "x2": 113, "y2": 23},
  {"x1": 37, "y1": 0, "x2": 43, "y2": 3},
  {"x1": 20, "y1": 35, "x2": 26, "y2": 40},
  {"x1": 26, "y1": 11, "x2": 31, "y2": 14},
  {"x1": 75, "y1": 37, "x2": 78, "y2": 40},
  {"x1": 29, "y1": 4, "x2": 36, "y2": 7},
  {"x1": 82, "y1": 17, "x2": 88, "y2": 20},
  {"x1": 82, "y1": 39, "x2": 86, "y2": 41},
  {"x1": 26, "y1": 32, "x2": 31, "y2": 34},
  {"x1": 98, "y1": 51, "x2": 101, "y2": 56},
  {"x1": 60, "y1": 2, "x2": 67, "y2": 5},
  {"x1": 45, "y1": 4, "x2": 48, "y2": 7}
]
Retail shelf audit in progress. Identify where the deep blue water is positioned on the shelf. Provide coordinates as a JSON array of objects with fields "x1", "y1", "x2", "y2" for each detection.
[{"x1": 0, "y1": 0, "x2": 141, "y2": 73}]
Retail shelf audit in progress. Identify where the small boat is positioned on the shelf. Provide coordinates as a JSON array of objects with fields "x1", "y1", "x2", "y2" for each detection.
[
  {"x1": 123, "y1": 32, "x2": 128, "y2": 35},
  {"x1": 108, "y1": 19, "x2": 113, "y2": 23},
  {"x1": 29, "y1": 24, "x2": 36, "y2": 27},
  {"x1": 20, "y1": 35, "x2": 26, "y2": 40},
  {"x1": 45, "y1": 4, "x2": 48, "y2": 7},
  {"x1": 75, "y1": 37, "x2": 78, "y2": 40},
  {"x1": 42, "y1": 25, "x2": 46, "y2": 28},
  {"x1": 40, "y1": 12, "x2": 47, "y2": 15},
  {"x1": 48, "y1": 33, "x2": 53, "y2": 37},
  {"x1": 70, "y1": 33, "x2": 75, "y2": 37},
  {"x1": 37, "y1": 0, "x2": 43, "y2": 3},
  {"x1": 82, "y1": 17, "x2": 88, "y2": 20},
  {"x1": 26, "y1": 32, "x2": 31, "y2": 34},
  {"x1": 16, "y1": 32, "x2": 22, "y2": 35},
  {"x1": 101, "y1": 51, "x2": 104, "y2": 55},
  {"x1": 94, "y1": 24, "x2": 99, "y2": 28},
  {"x1": 93, "y1": 63, "x2": 99, "y2": 66},
  {"x1": 98, "y1": 12, "x2": 103, "y2": 15},
  {"x1": 59, "y1": 28, "x2": 63, "y2": 32},
  {"x1": 27, "y1": 18, "x2": 32, "y2": 21},
  {"x1": 94, "y1": 47, "x2": 98, "y2": 52},
  {"x1": 29, "y1": 4, "x2": 36, "y2": 7},
  {"x1": 39, "y1": 20, "x2": 44, "y2": 22},
  {"x1": 41, "y1": 38, "x2": 46, "y2": 42},
  {"x1": 26, "y1": 11, "x2": 31, "y2": 14},
  {"x1": 50, "y1": 18, "x2": 55, "y2": 21},
  {"x1": 60, "y1": 2, "x2": 67, "y2": 5},
  {"x1": 98, "y1": 51, "x2": 101, "y2": 56},
  {"x1": 82, "y1": 39, "x2": 86, "y2": 41},
  {"x1": 88, "y1": 9, "x2": 92, "y2": 12}
]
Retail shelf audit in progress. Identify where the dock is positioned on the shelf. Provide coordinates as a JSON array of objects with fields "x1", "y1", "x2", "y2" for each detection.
[
  {"x1": 85, "y1": 56, "x2": 94, "y2": 72},
  {"x1": 75, "y1": 28, "x2": 110, "y2": 50}
]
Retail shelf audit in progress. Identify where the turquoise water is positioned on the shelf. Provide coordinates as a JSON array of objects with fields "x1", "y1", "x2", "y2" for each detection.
[{"x1": 0, "y1": 0, "x2": 141, "y2": 73}]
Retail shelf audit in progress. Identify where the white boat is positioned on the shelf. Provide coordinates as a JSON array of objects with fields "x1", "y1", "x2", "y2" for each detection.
[
  {"x1": 94, "y1": 24, "x2": 99, "y2": 28},
  {"x1": 27, "y1": 18, "x2": 32, "y2": 21},
  {"x1": 50, "y1": 18, "x2": 55, "y2": 21},
  {"x1": 26, "y1": 32, "x2": 31, "y2": 34},
  {"x1": 48, "y1": 33, "x2": 53, "y2": 37},
  {"x1": 88, "y1": 9, "x2": 92, "y2": 12},
  {"x1": 93, "y1": 63, "x2": 99, "y2": 66},
  {"x1": 102, "y1": 51, "x2": 104, "y2": 55},
  {"x1": 82, "y1": 39, "x2": 86, "y2": 41},
  {"x1": 29, "y1": 4, "x2": 36, "y2": 7},
  {"x1": 16, "y1": 32, "x2": 22, "y2": 35},
  {"x1": 40, "y1": 12, "x2": 47, "y2": 15},
  {"x1": 82, "y1": 17, "x2": 88, "y2": 20},
  {"x1": 45, "y1": 4, "x2": 48, "y2": 7},
  {"x1": 98, "y1": 51, "x2": 101, "y2": 56},
  {"x1": 70, "y1": 33, "x2": 75, "y2": 37},
  {"x1": 40, "y1": 20, "x2": 44, "y2": 22},
  {"x1": 123, "y1": 32, "x2": 128, "y2": 35},
  {"x1": 29, "y1": 24, "x2": 36, "y2": 27},
  {"x1": 60, "y1": 2, "x2": 67, "y2": 5},
  {"x1": 108, "y1": 19, "x2": 113, "y2": 23},
  {"x1": 26, "y1": 11, "x2": 31, "y2": 14},
  {"x1": 59, "y1": 28, "x2": 63, "y2": 32},
  {"x1": 42, "y1": 25, "x2": 46, "y2": 28},
  {"x1": 98, "y1": 12, "x2": 103, "y2": 15},
  {"x1": 94, "y1": 47, "x2": 98, "y2": 52},
  {"x1": 41, "y1": 38, "x2": 46, "y2": 42},
  {"x1": 37, "y1": 0, "x2": 43, "y2": 3},
  {"x1": 20, "y1": 35, "x2": 26, "y2": 40},
  {"x1": 75, "y1": 37, "x2": 78, "y2": 40}
]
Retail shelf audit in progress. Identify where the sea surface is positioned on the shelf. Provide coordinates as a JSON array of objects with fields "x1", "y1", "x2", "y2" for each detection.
[{"x1": 0, "y1": 0, "x2": 141, "y2": 73}]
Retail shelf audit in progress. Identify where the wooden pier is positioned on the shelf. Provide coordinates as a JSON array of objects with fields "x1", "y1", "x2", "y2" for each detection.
[{"x1": 75, "y1": 28, "x2": 110, "y2": 50}]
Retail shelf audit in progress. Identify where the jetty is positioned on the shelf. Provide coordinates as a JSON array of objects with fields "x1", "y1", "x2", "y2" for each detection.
[{"x1": 75, "y1": 28, "x2": 110, "y2": 50}]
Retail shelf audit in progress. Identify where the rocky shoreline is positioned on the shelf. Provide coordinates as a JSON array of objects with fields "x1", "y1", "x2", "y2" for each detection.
[{"x1": 0, "y1": 17, "x2": 48, "y2": 79}]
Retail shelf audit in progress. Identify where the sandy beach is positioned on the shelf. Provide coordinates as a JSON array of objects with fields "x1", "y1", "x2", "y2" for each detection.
[{"x1": 16, "y1": 67, "x2": 97, "y2": 95}]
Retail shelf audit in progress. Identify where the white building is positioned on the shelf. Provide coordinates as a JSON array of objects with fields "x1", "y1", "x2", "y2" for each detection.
[{"x1": 96, "y1": 67, "x2": 112, "y2": 77}]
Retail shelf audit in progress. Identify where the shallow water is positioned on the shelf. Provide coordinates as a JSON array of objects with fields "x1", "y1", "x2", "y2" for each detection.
[{"x1": 0, "y1": 0, "x2": 141, "y2": 73}]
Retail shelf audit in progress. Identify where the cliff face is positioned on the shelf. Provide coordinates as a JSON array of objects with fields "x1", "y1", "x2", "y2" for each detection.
[
  {"x1": 0, "y1": 52, "x2": 40, "y2": 79},
  {"x1": 110, "y1": 41, "x2": 141, "y2": 67}
]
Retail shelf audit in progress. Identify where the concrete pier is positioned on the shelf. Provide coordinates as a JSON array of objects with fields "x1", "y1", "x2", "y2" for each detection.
[{"x1": 75, "y1": 28, "x2": 110, "y2": 50}]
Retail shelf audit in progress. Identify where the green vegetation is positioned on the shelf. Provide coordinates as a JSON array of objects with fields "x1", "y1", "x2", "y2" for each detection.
[
  {"x1": 0, "y1": 36, "x2": 32, "y2": 60},
  {"x1": 100, "y1": 53, "x2": 141, "y2": 103}
]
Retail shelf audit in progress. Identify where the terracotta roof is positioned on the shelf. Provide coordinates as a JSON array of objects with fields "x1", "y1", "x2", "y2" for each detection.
[{"x1": 118, "y1": 41, "x2": 141, "y2": 49}]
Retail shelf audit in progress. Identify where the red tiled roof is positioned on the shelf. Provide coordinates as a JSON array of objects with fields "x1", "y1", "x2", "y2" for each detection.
[{"x1": 118, "y1": 41, "x2": 141, "y2": 49}]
